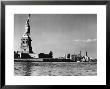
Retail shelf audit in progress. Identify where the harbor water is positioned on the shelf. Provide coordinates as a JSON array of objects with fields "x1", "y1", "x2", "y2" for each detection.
[{"x1": 14, "y1": 62, "x2": 97, "y2": 76}]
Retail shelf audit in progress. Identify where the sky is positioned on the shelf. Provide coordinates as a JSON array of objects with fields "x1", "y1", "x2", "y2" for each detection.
[{"x1": 14, "y1": 14, "x2": 97, "y2": 58}]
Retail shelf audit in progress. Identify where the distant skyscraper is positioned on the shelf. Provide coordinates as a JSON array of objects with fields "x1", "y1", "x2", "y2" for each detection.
[
  {"x1": 80, "y1": 51, "x2": 81, "y2": 57},
  {"x1": 86, "y1": 51, "x2": 88, "y2": 56},
  {"x1": 20, "y1": 14, "x2": 33, "y2": 53}
]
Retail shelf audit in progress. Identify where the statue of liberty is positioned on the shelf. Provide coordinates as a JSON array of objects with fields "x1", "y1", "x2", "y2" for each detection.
[{"x1": 21, "y1": 14, "x2": 33, "y2": 53}]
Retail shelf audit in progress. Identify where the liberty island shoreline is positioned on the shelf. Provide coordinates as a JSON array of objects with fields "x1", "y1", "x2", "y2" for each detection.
[{"x1": 14, "y1": 58, "x2": 97, "y2": 62}]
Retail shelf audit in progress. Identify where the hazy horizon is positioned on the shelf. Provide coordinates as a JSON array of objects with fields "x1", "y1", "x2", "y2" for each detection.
[{"x1": 14, "y1": 14, "x2": 97, "y2": 58}]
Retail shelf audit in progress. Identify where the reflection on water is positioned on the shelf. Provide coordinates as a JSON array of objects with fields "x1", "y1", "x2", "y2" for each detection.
[{"x1": 14, "y1": 62, "x2": 97, "y2": 76}]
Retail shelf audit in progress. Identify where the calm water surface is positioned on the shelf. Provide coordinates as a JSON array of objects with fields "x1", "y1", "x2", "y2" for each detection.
[{"x1": 14, "y1": 62, "x2": 97, "y2": 76}]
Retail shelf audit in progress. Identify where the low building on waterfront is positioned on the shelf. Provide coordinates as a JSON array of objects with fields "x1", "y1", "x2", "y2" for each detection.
[
  {"x1": 38, "y1": 51, "x2": 53, "y2": 58},
  {"x1": 14, "y1": 51, "x2": 20, "y2": 59}
]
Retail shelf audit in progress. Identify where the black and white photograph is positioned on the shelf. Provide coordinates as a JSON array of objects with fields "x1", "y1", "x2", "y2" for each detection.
[{"x1": 14, "y1": 14, "x2": 97, "y2": 76}]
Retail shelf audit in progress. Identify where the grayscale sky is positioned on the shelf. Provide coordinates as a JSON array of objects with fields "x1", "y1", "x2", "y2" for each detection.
[{"x1": 14, "y1": 14, "x2": 97, "y2": 58}]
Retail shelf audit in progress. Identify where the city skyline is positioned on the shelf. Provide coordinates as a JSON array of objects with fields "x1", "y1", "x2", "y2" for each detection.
[{"x1": 14, "y1": 14, "x2": 97, "y2": 58}]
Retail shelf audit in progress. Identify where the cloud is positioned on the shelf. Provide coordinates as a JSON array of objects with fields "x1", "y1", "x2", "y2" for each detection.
[{"x1": 73, "y1": 39, "x2": 97, "y2": 43}]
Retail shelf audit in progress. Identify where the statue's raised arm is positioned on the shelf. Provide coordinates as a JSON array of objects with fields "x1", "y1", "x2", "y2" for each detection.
[{"x1": 24, "y1": 14, "x2": 31, "y2": 36}]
